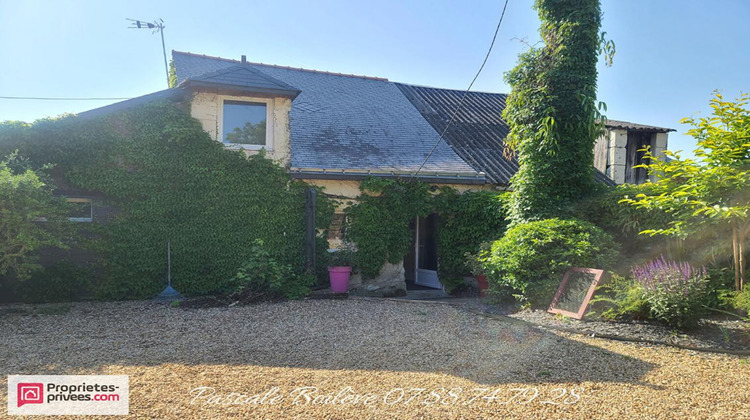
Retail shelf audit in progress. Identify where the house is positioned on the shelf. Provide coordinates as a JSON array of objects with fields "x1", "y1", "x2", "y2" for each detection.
[{"x1": 80, "y1": 50, "x2": 674, "y2": 295}]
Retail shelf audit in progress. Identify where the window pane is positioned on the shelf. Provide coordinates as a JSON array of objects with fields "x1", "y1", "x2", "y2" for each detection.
[
  {"x1": 223, "y1": 101, "x2": 267, "y2": 145},
  {"x1": 67, "y1": 199, "x2": 92, "y2": 222}
]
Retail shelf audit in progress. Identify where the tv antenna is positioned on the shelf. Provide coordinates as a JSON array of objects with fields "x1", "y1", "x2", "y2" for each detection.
[{"x1": 127, "y1": 18, "x2": 170, "y2": 87}]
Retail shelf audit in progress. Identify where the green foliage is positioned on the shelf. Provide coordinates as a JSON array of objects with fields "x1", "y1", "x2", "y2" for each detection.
[
  {"x1": 168, "y1": 59, "x2": 177, "y2": 89},
  {"x1": 344, "y1": 183, "x2": 510, "y2": 289},
  {"x1": 622, "y1": 92, "x2": 749, "y2": 237},
  {"x1": 0, "y1": 102, "x2": 332, "y2": 300},
  {"x1": 503, "y1": 0, "x2": 606, "y2": 223},
  {"x1": 590, "y1": 274, "x2": 651, "y2": 321},
  {"x1": 647, "y1": 284, "x2": 709, "y2": 328},
  {"x1": 480, "y1": 218, "x2": 618, "y2": 306},
  {"x1": 594, "y1": 261, "x2": 713, "y2": 328},
  {"x1": 731, "y1": 287, "x2": 750, "y2": 315},
  {"x1": 434, "y1": 190, "x2": 509, "y2": 291},
  {"x1": 15, "y1": 261, "x2": 93, "y2": 303},
  {"x1": 346, "y1": 178, "x2": 431, "y2": 279},
  {"x1": 621, "y1": 93, "x2": 749, "y2": 290},
  {"x1": 0, "y1": 152, "x2": 71, "y2": 279},
  {"x1": 227, "y1": 239, "x2": 312, "y2": 301},
  {"x1": 326, "y1": 242, "x2": 357, "y2": 268}
]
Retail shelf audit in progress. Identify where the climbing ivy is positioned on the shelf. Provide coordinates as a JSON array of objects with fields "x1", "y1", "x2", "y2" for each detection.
[
  {"x1": 345, "y1": 178, "x2": 431, "y2": 279},
  {"x1": 345, "y1": 180, "x2": 509, "y2": 289},
  {"x1": 502, "y1": 0, "x2": 607, "y2": 223},
  {"x1": 434, "y1": 189, "x2": 509, "y2": 291},
  {"x1": 168, "y1": 59, "x2": 178, "y2": 88},
  {"x1": 0, "y1": 102, "x2": 332, "y2": 300}
]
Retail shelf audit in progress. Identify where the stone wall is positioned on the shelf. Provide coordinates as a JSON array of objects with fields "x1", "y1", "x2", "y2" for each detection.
[
  {"x1": 594, "y1": 129, "x2": 668, "y2": 185},
  {"x1": 189, "y1": 90, "x2": 292, "y2": 166},
  {"x1": 347, "y1": 262, "x2": 407, "y2": 297}
]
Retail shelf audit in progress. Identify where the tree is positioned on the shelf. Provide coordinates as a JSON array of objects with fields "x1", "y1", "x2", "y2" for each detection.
[
  {"x1": 622, "y1": 92, "x2": 750, "y2": 291},
  {"x1": 502, "y1": 0, "x2": 610, "y2": 223},
  {"x1": 225, "y1": 121, "x2": 266, "y2": 145},
  {"x1": 0, "y1": 152, "x2": 70, "y2": 279}
]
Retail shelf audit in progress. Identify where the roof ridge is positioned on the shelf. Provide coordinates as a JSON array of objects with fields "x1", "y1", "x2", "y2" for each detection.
[
  {"x1": 185, "y1": 64, "x2": 299, "y2": 91},
  {"x1": 173, "y1": 50, "x2": 389, "y2": 82},
  {"x1": 396, "y1": 82, "x2": 508, "y2": 96}
]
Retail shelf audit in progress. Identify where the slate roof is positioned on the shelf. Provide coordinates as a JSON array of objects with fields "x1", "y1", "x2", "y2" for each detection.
[
  {"x1": 179, "y1": 65, "x2": 301, "y2": 98},
  {"x1": 77, "y1": 88, "x2": 187, "y2": 119},
  {"x1": 173, "y1": 51, "x2": 484, "y2": 181}
]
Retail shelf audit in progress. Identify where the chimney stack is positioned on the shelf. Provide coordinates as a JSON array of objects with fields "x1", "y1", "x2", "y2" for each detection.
[{"x1": 241, "y1": 55, "x2": 247, "y2": 64}]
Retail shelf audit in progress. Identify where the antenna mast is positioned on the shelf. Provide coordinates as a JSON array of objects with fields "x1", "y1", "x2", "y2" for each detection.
[{"x1": 127, "y1": 18, "x2": 170, "y2": 87}]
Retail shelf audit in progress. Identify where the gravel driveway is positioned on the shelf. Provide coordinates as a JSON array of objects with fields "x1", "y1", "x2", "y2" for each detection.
[{"x1": 1, "y1": 299, "x2": 748, "y2": 419}]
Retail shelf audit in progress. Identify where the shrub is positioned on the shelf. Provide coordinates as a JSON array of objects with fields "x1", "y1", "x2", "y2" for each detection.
[
  {"x1": 326, "y1": 242, "x2": 357, "y2": 268},
  {"x1": 590, "y1": 274, "x2": 651, "y2": 321},
  {"x1": 16, "y1": 262, "x2": 93, "y2": 303},
  {"x1": 481, "y1": 218, "x2": 618, "y2": 306},
  {"x1": 731, "y1": 287, "x2": 750, "y2": 315},
  {"x1": 0, "y1": 152, "x2": 71, "y2": 280},
  {"x1": 227, "y1": 239, "x2": 313, "y2": 302},
  {"x1": 632, "y1": 256, "x2": 710, "y2": 328}
]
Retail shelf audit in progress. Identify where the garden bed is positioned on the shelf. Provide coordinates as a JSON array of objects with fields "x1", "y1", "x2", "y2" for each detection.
[{"x1": 450, "y1": 299, "x2": 750, "y2": 353}]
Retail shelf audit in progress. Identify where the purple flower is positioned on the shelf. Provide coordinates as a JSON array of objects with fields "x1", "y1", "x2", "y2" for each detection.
[{"x1": 631, "y1": 256, "x2": 707, "y2": 296}]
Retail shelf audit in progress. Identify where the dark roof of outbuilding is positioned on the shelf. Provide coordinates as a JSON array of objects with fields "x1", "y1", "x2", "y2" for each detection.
[
  {"x1": 397, "y1": 83, "x2": 616, "y2": 186},
  {"x1": 179, "y1": 65, "x2": 301, "y2": 98},
  {"x1": 604, "y1": 119, "x2": 675, "y2": 133},
  {"x1": 173, "y1": 51, "x2": 483, "y2": 181}
]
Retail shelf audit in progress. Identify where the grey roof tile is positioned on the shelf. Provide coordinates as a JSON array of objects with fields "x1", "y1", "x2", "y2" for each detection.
[
  {"x1": 173, "y1": 51, "x2": 481, "y2": 178},
  {"x1": 181, "y1": 65, "x2": 300, "y2": 97}
]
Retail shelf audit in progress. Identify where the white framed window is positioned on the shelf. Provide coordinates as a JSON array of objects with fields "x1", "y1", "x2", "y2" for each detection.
[
  {"x1": 217, "y1": 96, "x2": 274, "y2": 150},
  {"x1": 67, "y1": 198, "x2": 93, "y2": 223}
]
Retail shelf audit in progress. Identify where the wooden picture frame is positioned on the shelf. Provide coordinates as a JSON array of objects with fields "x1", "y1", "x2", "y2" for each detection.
[{"x1": 548, "y1": 267, "x2": 605, "y2": 319}]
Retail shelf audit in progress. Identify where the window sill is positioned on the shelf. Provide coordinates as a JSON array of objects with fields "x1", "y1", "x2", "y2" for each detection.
[{"x1": 222, "y1": 143, "x2": 272, "y2": 152}]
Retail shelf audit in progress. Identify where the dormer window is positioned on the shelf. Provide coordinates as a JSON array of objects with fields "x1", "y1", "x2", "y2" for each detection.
[{"x1": 219, "y1": 97, "x2": 273, "y2": 150}]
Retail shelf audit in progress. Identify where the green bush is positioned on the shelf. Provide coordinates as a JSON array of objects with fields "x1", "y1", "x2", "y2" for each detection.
[
  {"x1": 590, "y1": 274, "x2": 651, "y2": 321},
  {"x1": 16, "y1": 262, "x2": 93, "y2": 303},
  {"x1": 227, "y1": 239, "x2": 313, "y2": 301},
  {"x1": 732, "y1": 287, "x2": 750, "y2": 315},
  {"x1": 326, "y1": 242, "x2": 357, "y2": 268},
  {"x1": 480, "y1": 218, "x2": 619, "y2": 306}
]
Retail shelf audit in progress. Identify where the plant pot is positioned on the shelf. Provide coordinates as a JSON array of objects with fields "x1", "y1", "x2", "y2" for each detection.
[
  {"x1": 476, "y1": 275, "x2": 489, "y2": 297},
  {"x1": 328, "y1": 266, "x2": 352, "y2": 293}
]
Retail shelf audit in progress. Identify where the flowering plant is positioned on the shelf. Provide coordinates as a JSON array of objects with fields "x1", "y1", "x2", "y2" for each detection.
[{"x1": 631, "y1": 256, "x2": 709, "y2": 327}]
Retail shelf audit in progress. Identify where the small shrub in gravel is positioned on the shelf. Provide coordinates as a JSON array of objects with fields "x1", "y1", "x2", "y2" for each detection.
[
  {"x1": 632, "y1": 256, "x2": 710, "y2": 328},
  {"x1": 228, "y1": 239, "x2": 313, "y2": 302}
]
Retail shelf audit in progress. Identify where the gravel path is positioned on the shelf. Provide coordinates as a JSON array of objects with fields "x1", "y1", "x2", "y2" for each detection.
[{"x1": 1, "y1": 299, "x2": 748, "y2": 419}]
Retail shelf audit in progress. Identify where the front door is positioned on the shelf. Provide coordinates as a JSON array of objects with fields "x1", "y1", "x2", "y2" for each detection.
[{"x1": 414, "y1": 214, "x2": 442, "y2": 289}]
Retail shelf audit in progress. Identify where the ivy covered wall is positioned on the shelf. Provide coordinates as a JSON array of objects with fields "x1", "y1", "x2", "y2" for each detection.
[
  {"x1": 343, "y1": 179, "x2": 508, "y2": 292},
  {"x1": 0, "y1": 102, "x2": 333, "y2": 300}
]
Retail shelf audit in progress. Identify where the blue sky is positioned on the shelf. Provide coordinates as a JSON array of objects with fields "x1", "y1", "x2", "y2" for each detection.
[{"x1": 1, "y1": 0, "x2": 748, "y2": 157}]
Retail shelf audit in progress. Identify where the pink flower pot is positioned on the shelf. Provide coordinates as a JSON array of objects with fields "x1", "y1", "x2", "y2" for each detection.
[{"x1": 328, "y1": 266, "x2": 352, "y2": 293}]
